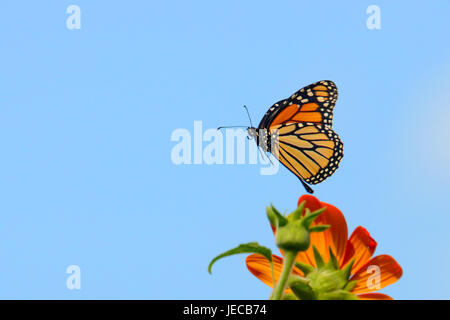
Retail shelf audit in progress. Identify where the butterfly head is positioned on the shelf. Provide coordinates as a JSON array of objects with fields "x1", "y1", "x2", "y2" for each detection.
[{"x1": 247, "y1": 127, "x2": 258, "y2": 141}]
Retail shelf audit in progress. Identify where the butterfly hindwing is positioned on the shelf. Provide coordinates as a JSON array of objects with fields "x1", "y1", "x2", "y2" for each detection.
[{"x1": 270, "y1": 123, "x2": 343, "y2": 185}]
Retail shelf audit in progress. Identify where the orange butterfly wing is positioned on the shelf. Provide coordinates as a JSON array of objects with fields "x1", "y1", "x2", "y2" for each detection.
[
  {"x1": 270, "y1": 123, "x2": 343, "y2": 185},
  {"x1": 258, "y1": 80, "x2": 338, "y2": 130},
  {"x1": 258, "y1": 81, "x2": 342, "y2": 188}
]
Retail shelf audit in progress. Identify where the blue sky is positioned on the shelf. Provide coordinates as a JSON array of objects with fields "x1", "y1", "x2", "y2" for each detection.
[{"x1": 0, "y1": 1, "x2": 449, "y2": 299}]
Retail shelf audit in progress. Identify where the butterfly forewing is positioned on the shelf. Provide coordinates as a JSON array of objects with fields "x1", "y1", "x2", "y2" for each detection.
[{"x1": 258, "y1": 80, "x2": 338, "y2": 130}]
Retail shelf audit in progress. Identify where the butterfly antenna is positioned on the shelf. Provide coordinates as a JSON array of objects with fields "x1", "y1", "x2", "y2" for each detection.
[
  {"x1": 217, "y1": 125, "x2": 247, "y2": 130},
  {"x1": 243, "y1": 105, "x2": 254, "y2": 128},
  {"x1": 218, "y1": 105, "x2": 254, "y2": 130}
]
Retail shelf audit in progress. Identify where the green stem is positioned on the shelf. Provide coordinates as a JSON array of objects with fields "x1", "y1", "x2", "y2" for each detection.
[{"x1": 270, "y1": 251, "x2": 297, "y2": 300}]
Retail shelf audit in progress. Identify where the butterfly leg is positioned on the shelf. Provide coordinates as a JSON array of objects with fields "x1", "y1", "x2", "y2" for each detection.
[
  {"x1": 267, "y1": 154, "x2": 274, "y2": 166},
  {"x1": 264, "y1": 150, "x2": 274, "y2": 165},
  {"x1": 257, "y1": 147, "x2": 275, "y2": 166}
]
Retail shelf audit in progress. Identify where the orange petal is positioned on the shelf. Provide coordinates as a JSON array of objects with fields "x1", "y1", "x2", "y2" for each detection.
[
  {"x1": 245, "y1": 254, "x2": 302, "y2": 288},
  {"x1": 357, "y1": 293, "x2": 393, "y2": 300},
  {"x1": 350, "y1": 255, "x2": 403, "y2": 294},
  {"x1": 296, "y1": 195, "x2": 348, "y2": 266},
  {"x1": 297, "y1": 194, "x2": 323, "y2": 212},
  {"x1": 341, "y1": 226, "x2": 377, "y2": 273}
]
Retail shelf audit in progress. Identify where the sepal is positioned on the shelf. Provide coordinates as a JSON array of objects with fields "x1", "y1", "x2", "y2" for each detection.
[
  {"x1": 288, "y1": 275, "x2": 316, "y2": 300},
  {"x1": 319, "y1": 290, "x2": 359, "y2": 300}
]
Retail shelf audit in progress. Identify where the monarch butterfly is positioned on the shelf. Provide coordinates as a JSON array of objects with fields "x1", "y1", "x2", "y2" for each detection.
[{"x1": 223, "y1": 80, "x2": 343, "y2": 194}]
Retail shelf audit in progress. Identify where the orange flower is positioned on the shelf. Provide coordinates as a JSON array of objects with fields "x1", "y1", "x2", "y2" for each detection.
[{"x1": 246, "y1": 195, "x2": 403, "y2": 300}]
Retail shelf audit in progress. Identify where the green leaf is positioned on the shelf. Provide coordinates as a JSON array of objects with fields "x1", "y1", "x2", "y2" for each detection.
[{"x1": 208, "y1": 242, "x2": 273, "y2": 275}]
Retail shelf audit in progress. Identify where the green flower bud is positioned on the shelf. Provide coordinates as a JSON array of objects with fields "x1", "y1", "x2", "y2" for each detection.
[
  {"x1": 288, "y1": 248, "x2": 359, "y2": 300},
  {"x1": 276, "y1": 220, "x2": 310, "y2": 252},
  {"x1": 308, "y1": 269, "x2": 347, "y2": 294},
  {"x1": 272, "y1": 201, "x2": 329, "y2": 253}
]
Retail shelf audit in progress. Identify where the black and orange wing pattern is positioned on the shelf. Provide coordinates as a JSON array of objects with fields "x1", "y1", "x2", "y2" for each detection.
[
  {"x1": 259, "y1": 80, "x2": 343, "y2": 187},
  {"x1": 270, "y1": 122, "x2": 343, "y2": 185},
  {"x1": 258, "y1": 80, "x2": 338, "y2": 130}
]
